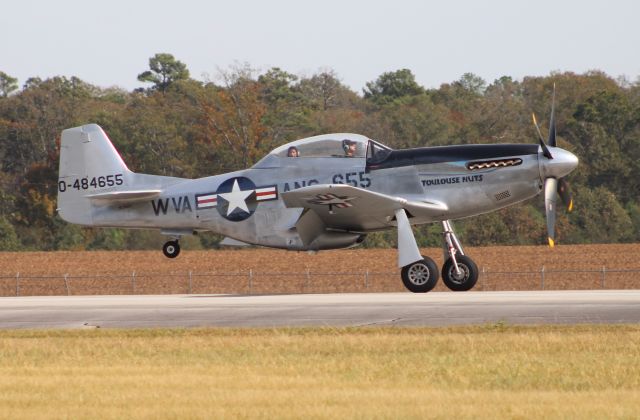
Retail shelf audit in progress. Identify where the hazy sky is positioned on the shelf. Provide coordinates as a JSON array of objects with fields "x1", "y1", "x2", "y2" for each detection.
[{"x1": 2, "y1": 0, "x2": 639, "y2": 92}]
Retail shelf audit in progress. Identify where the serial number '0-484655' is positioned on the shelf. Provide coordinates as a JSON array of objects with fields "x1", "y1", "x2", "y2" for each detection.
[{"x1": 58, "y1": 174, "x2": 124, "y2": 192}]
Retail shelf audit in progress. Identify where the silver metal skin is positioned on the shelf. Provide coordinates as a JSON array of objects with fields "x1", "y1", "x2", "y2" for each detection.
[
  {"x1": 396, "y1": 208, "x2": 422, "y2": 267},
  {"x1": 540, "y1": 147, "x2": 579, "y2": 179},
  {"x1": 57, "y1": 124, "x2": 579, "y2": 292}
]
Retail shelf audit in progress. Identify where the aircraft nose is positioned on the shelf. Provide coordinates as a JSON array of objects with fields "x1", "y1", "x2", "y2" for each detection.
[{"x1": 542, "y1": 147, "x2": 579, "y2": 179}]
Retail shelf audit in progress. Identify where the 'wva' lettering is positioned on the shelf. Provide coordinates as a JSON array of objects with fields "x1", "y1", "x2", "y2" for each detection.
[
  {"x1": 151, "y1": 196, "x2": 192, "y2": 216},
  {"x1": 151, "y1": 199, "x2": 169, "y2": 215}
]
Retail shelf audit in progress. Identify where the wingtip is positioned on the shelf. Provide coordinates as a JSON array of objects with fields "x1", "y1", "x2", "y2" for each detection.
[{"x1": 548, "y1": 237, "x2": 555, "y2": 248}]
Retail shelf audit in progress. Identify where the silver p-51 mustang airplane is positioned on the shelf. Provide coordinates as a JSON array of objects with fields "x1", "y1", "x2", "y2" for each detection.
[{"x1": 57, "y1": 91, "x2": 577, "y2": 292}]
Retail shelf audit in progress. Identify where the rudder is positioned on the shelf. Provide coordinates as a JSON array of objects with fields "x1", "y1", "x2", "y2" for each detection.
[{"x1": 57, "y1": 124, "x2": 131, "y2": 225}]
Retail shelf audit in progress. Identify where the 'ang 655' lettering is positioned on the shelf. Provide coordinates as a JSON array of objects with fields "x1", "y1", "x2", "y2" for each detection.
[{"x1": 58, "y1": 174, "x2": 124, "y2": 192}]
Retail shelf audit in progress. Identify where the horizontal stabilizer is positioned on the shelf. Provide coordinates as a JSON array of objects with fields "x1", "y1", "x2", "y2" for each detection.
[{"x1": 85, "y1": 189, "x2": 162, "y2": 202}]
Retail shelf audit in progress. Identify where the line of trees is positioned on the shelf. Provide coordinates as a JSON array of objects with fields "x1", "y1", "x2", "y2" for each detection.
[{"x1": 0, "y1": 53, "x2": 639, "y2": 251}]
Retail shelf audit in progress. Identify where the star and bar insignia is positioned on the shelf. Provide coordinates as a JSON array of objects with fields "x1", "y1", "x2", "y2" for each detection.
[{"x1": 195, "y1": 177, "x2": 278, "y2": 222}]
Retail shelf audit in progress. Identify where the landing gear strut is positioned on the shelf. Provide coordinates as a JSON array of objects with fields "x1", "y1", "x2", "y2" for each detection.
[
  {"x1": 162, "y1": 240, "x2": 180, "y2": 258},
  {"x1": 395, "y1": 210, "x2": 478, "y2": 293},
  {"x1": 441, "y1": 220, "x2": 478, "y2": 291}
]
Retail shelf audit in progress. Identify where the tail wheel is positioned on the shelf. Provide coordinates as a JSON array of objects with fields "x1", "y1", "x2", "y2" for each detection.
[
  {"x1": 401, "y1": 256, "x2": 439, "y2": 293},
  {"x1": 162, "y1": 241, "x2": 180, "y2": 258},
  {"x1": 442, "y1": 255, "x2": 478, "y2": 291}
]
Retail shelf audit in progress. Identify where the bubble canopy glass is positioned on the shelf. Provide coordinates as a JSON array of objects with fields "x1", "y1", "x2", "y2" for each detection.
[
  {"x1": 272, "y1": 134, "x2": 368, "y2": 158},
  {"x1": 253, "y1": 133, "x2": 392, "y2": 168}
]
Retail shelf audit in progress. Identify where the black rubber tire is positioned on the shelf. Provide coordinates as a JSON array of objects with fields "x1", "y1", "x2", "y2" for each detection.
[
  {"x1": 401, "y1": 256, "x2": 439, "y2": 293},
  {"x1": 162, "y1": 241, "x2": 180, "y2": 258},
  {"x1": 442, "y1": 255, "x2": 478, "y2": 291}
]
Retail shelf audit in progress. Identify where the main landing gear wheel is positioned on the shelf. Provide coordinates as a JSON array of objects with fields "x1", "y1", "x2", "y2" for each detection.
[
  {"x1": 401, "y1": 256, "x2": 439, "y2": 293},
  {"x1": 442, "y1": 255, "x2": 478, "y2": 291},
  {"x1": 162, "y1": 240, "x2": 180, "y2": 258}
]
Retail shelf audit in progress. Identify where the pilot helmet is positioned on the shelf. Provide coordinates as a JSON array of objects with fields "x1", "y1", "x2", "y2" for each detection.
[{"x1": 342, "y1": 139, "x2": 356, "y2": 153}]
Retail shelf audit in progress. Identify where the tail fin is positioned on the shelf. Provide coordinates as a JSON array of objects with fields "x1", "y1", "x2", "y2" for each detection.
[{"x1": 57, "y1": 124, "x2": 132, "y2": 225}]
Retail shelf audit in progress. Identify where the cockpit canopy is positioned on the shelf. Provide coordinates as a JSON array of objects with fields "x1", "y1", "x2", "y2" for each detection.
[
  {"x1": 270, "y1": 133, "x2": 368, "y2": 158},
  {"x1": 252, "y1": 133, "x2": 392, "y2": 168}
]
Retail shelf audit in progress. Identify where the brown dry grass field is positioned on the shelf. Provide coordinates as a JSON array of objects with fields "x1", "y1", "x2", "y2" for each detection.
[
  {"x1": 0, "y1": 243, "x2": 639, "y2": 296},
  {"x1": 1, "y1": 326, "x2": 640, "y2": 418}
]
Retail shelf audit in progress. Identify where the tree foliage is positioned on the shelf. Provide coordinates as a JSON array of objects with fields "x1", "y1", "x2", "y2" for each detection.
[
  {"x1": 0, "y1": 71, "x2": 18, "y2": 97},
  {"x1": 137, "y1": 53, "x2": 190, "y2": 93},
  {"x1": 0, "y1": 55, "x2": 639, "y2": 250},
  {"x1": 363, "y1": 69, "x2": 424, "y2": 105}
]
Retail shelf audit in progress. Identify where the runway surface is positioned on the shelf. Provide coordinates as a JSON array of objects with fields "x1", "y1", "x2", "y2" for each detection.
[{"x1": 0, "y1": 290, "x2": 639, "y2": 329}]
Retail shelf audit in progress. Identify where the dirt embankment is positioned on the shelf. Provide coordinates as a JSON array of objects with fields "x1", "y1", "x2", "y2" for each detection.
[{"x1": 1, "y1": 244, "x2": 639, "y2": 296}]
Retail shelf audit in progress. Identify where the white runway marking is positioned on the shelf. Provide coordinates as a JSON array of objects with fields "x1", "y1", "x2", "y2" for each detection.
[{"x1": 0, "y1": 290, "x2": 639, "y2": 329}]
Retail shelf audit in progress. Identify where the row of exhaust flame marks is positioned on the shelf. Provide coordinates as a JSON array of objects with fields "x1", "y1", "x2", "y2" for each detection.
[{"x1": 467, "y1": 158, "x2": 523, "y2": 171}]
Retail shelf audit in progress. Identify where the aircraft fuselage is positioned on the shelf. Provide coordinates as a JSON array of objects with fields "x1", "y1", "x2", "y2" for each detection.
[{"x1": 86, "y1": 143, "x2": 546, "y2": 249}]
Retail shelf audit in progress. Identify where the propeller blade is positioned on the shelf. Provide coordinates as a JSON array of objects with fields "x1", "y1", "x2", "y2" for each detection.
[
  {"x1": 545, "y1": 178, "x2": 558, "y2": 248},
  {"x1": 532, "y1": 113, "x2": 553, "y2": 159},
  {"x1": 557, "y1": 178, "x2": 574, "y2": 212},
  {"x1": 548, "y1": 83, "x2": 557, "y2": 147},
  {"x1": 532, "y1": 113, "x2": 545, "y2": 143}
]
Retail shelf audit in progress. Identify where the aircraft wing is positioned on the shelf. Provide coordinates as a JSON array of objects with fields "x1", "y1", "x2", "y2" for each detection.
[{"x1": 281, "y1": 184, "x2": 447, "y2": 234}]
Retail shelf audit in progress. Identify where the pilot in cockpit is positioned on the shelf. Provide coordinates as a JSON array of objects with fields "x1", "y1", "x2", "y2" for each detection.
[
  {"x1": 342, "y1": 139, "x2": 357, "y2": 157},
  {"x1": 287, "y1": 146, "x2": 299, "y2": 157}
]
